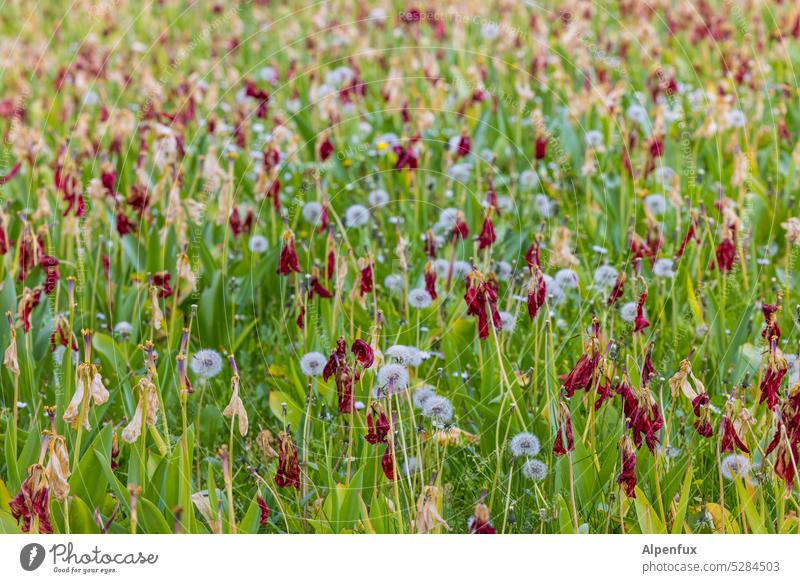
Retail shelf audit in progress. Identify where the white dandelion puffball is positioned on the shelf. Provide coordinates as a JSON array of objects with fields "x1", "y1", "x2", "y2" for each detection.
[
  {"x1": 725, "y1": 109, "x2": 746, "y2": 128},
  {"x1": 402, "y1": 456, "x2": 419, "y2": 476},
  {"x1": 620, "y1": 301, "x2": 638, "y2": 323},
  {"x1": 437, "y1": 208, "x2": 460, "y2": 231},
  {"x1": 481, "y1": 21, "x2": 501, "y2": 40},
  {"x1": 499, "y1": 311, "x2": 516, "y2": 332},
  {"x1": 447, "y1": 162, "x2": 472, "y2": 183},
  {"x1": 534, "y1": 194, "x2": 555, "y2": 217},
  {"x1": 510, "y1": 432, "x2": 541, "y2": 458},
  {"x1": 644, "y1": 194, "x2": 667, "y2": 216},
  {"x1": 113, "y1": 321, "x2": 134, "y2": 339},
  {"x1": 584, "y1": 130, "x2": 604, "y2": 149},
  {"x1": 408, "y1": 288, "x2": 433, "y2": 309},
  {"x1": 653, "y1": 258, "x2": 675, "y2": 278},
  {"x1": 496, "y1": 260, "x2": 513, "y2": 281},
  {"x1": 627, "y1": 103, "x2": 649, "y2": 126},
  {"x1": 654, "y1": 166, "x2": 676, "y2": 184},
  {"x1": 368, "y1": 189, "x2": 390, "y2": 208},
  {"x1": 433, "y1": 259, "x2": 451, "y2": 278},
  {"x1": 555, "y1": 269, "x2": 579, "y2": 289},
  {"x1": 300, "y1": 352, "x2": 327, "y2": 377},
  {"x1": 344, "y1": 204, "x2": 370, "y2": 228},
  {"x1": 384, "y1": 274, "x2": 405, "y2": 294},
  {"x1": 593, "y1": 265, "x2": 618, "y2": 287},
  {"x1": 421, "y1": 395, "x2": 454, "y2": 423},
  {"x1": 191, "y1": 349, "x2": 224, "y2": 379},
  {"x1": 453, "y1": 260, "x2": 472, "y2": 279},
  {"x1": 519, "y1": 169, "x2": 539, "y2": 190},
  {"x1": 385, "y1": 345, "x2": 427, "y2": 367},
  {"x1": 522, "y1": 459, "x2": 548, "y2": 482},
  {"x1": 377, "y1": 363, "x2": 409, "y2": 392},
  {"x1": 721, "y1": 454, "x2": 751, "y2": 481},
  {"x1": 248, "y1": 235, "x2": 269, "y2": 253},
  {"x1": 413, "y1": 386, "x2": 437, "y2": 409},
  {"x1": 302, "y1": 201, "x2": 323, "y2": 225}
]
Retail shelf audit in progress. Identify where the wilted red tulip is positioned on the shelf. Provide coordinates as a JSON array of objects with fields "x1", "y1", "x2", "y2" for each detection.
[
  {"x1": 365, "y1": 402, "x2": 390, "y2": 445},
  {"x1": 476, "y1": 216, "x2": 496, "y2": 250},
  {"x1": 275, "y1": 431, "x2": 301, "y2": 490},
  {"x1": 561, "y1": 317, "x2": 602, "y2": 397},
  {"x1": 9, "y1": 464, "x2": 52, "y2": 533},
  {"x1": 617, "y1": 437, "x2": 637, "y2": 498},
  {"x1": 277, "y1": 229, "x2": 301, "y2": 275},
  {"x1": 759, "y1": 337, "x2": 787, "y2": 410},
  {"x1": 424, "y1": 261, "x2": 437, "y2": 300},
  {"x1": 257, "y1": 493, "x2": 270, "y2": 525},
  {"x1": 351, "y1": 339, "x2": 374, "y2": 368},
  {"x1": 720, "y1": 412, "x2": 749, "y2": 453},
  {"x1": 381, "y1": 444, "x2": 396, "y2": 480},
  {"x1": 553, "y1": 402, "x2": 575, "y2": 456},
  {"x1": 633, "y1": 290, "x2": 649, "y2": 333}
]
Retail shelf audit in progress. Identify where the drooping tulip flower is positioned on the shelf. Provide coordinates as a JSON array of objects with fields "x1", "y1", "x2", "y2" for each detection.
[
  {"x1": 759, "y1": 337, "x2": 787, "y2": 410},
  {"x1": 607, "y1": 271, "x2": 626, "y2": 306},
  {"x1": 711, "y1": 223, "x2": 737, "y2": 272},
  {"x1": 277, "y1": 229, "x2": 301, "y2": 275},
  {"x1": 553, "y1": 402, "x2": 575, "y2": 456},
  {"x1": 381, "y1": 443, "x2": 396, "y2": 480},
  {"x1": 761, "y1": 299, "x2": 781, "y2": 341},
  {"x1": 415, "y1": 485, "x2": 450, "y2": 533},
  {"x1": 617, "y1": 437, "x2": 637, "y2": 498},
  {"x1": 222, "y1": 357, "x2": 248, "y2": 437},
  {"x1": 9, "y1": 464, "x2": 52, "y2": 534},
  {"x1": 476, "y1": 216, "x2": 496, "y2": 250},
  {"x1": 257, "y1": 493, "x2": 270, "y2": 525},
  {"x1": 351, "y1": 339, "x2": 374, "y2": 369},
  {"x1": 424, "y1": 260, "x2": 437, "y2": 300},
  {"x1": 560, "y1": 317, "x2": 602, "y2": 397},
  {"x1": 633, "y1": 290, "x2": 650, "y2": 333},
  {"x1": 121, "y1": 377, "x2": 159, "y2": 443},
  {"x1": 365, "y1": 402, "x2": 391, "y2": 445},
  {"x1": 527, "y1": 265, "x2": 546, "y2": 320},
  {"x1": 468, "y1": 493, "x2": 496, "y2": 534},
  {"x1": 64, "y1": 331, "x2": 109, "y2": 430},
  {"x1": 275, "y1": 431, "x2": 301, "y2": 490},
  {"x1": 4, "y1": 312, "x2": 19, "y2": 376},
  {"x1": 720, "y1": 411, "x2": 749, "y2": 454}
]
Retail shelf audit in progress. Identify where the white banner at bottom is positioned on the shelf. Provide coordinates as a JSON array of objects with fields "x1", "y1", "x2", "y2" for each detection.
[{"x1": 0, "y1": 534, "x2": 796, "y2": 582}]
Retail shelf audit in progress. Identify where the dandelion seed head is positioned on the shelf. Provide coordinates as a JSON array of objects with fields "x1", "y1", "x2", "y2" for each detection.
[
  {"x1": 644, "y1": 194, "x2": 668, "y2": 216},
  {"x1": 413, "y1": 386, "x2": 437, "y2": 409},
  {"x1": 384, "y1": 274, "x2": 405, "y2": 294},
  {"x1": 248, "y1": 235, "x2": 269, "y2": 253},
  {"x1": 302, "y1": 201, "x2": 323, "y2": 225},
  {"x1": 620, "y1": 301, "x2": 638, "y2": 323},
  {"x1": 522, "y1": 459, "x2": 548, "y2": 481},
  {"x1": 519, "y1": 169, "x2": 539, "y2": 190},
  {"x1": 496, "y1": 260, "x2": 514, "y2": 281},
  {"x1": 510, "y1": 432, "x2": 541, "y2": 457},
  {"x1": 721, "y1": 454, "x2": 751, "y2": 480},
  {"x1": 191, "y1": 349, "x2": 224, "y2": 379},
  {"x1": 300, "y1": 352, "x2": 327, "y2": 377},
  {"x1": 368, "y1": 189, "x2": 390, "y2": 208},
  {"x1": 593, "y1": 265, "x2": 618, "y2": 287},
  {"x1": 653, "y1": 258, "x2": 675, "y2": 278},
  {"x1": 421, "y1": 395, "x2": 454, "y2": 423},
  {"x1": 377, "y1": 363, "x2": 409, "y2": 392},
  {"x1": 555, "y1": 269, "x2": 579, "y2": 289},
  {"x1": 584, "y1": 130, "x2": 604, "y2": 148},
  {"x1": 499, "y1": 311, "x2": 516, "y2": 332},
  {"x1": 114, "y1": 321, "x2": 134, "y2": 338},
  {"x1": 344, "y1": 204, "x2": 370, "y2": 228},
  {"x1": 534, "y1": 194, "x2": 555, "y2": 217},
  {"x1": 408, "y1": 288, "x2": 433, "y2": 309}
]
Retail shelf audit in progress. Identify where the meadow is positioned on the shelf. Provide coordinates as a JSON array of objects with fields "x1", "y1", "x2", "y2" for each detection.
[{"x1": 1, "y1": 0, "x2": 800, "y2": 534}]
